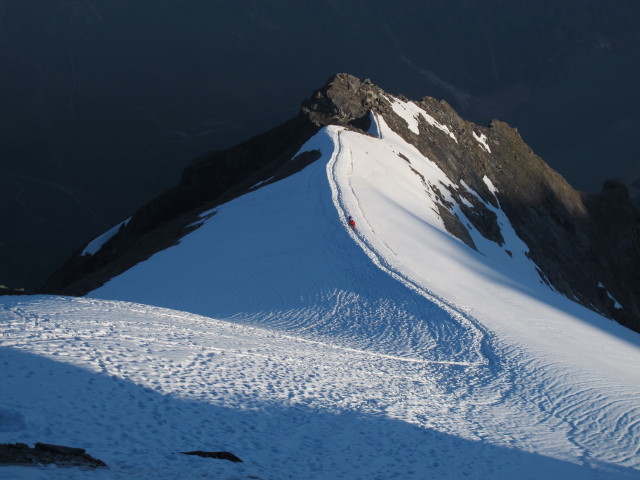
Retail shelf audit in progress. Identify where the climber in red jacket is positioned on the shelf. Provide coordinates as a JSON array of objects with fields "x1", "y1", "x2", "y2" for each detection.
[{"x1": 348, "y1": 215, "x2": 356, "y2": 230}]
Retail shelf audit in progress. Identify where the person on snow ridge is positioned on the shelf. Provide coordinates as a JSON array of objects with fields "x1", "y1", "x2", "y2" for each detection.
[{"x1": 348, "y1": 215, "x2": 356, "y2": 230}]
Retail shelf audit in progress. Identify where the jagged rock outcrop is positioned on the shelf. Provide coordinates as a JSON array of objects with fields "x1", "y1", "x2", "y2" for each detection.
[
  {"x1": 41, "y1": 74, "x2": 640, "y2": 332},
  {"x1": 0, "y1": 442, "x2": 106, "y2": 469},
  {"x1": 180, "y1": 450, "x2": 243, "y2": 463}
]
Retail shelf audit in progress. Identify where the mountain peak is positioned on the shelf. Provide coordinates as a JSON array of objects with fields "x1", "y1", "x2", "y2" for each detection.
[
  {"x1": 41, "y1": 74, "x2": 640, "y2": 332},
  {"x1": 301, "y1": 73, "x2": 386, "y2": 127}
]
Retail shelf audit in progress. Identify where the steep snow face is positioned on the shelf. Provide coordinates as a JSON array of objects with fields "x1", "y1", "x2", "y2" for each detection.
[
  {"x1": 386, "y1": 95, "x2": 458, "y2": 141},
  {"x1": 334, "y1": 113, "x2": 640, "y2": 386},
  {"x1": 339, "y1": 114, "x2": 544, "y2": 299},
  {"x1": 2, "y1": 112, "x2": 639, "y2": 478}
]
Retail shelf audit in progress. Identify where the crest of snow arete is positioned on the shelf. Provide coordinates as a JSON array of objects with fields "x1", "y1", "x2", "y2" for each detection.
[{"x1": 42, "y1": 73, "x2": 640, "y2": 333}]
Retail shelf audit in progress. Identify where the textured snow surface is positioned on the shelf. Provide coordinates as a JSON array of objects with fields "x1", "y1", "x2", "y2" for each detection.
[
  {"x1": 2, "y1": 116, "x2": 640, "y2": 479},
  {"x1": 2, "y1": 296, "x2": 639, "y2": 480}
]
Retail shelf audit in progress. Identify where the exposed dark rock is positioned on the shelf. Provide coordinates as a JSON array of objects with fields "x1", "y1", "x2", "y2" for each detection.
[
  {"x1": 444, "y1": 184, "x2": 504, "y2": 247},
  {"x1": 0, "y1": 442, "x2": 106, "y2": 468},
  {"x1": 580, "y1": 180, "x2": 640, "y2": 328},
  {"x1": 433, "y1": 202, "x2": 477, "y2": 250},
  {"x1": 180, "y1": 450, "x2": 243, "y2": 463},
  {"x1": 40, "y1": 73, "x2": 640, "y2": 333},
  {"x1": 301, "y1": 74, "x2": 392, "y2": 128}
]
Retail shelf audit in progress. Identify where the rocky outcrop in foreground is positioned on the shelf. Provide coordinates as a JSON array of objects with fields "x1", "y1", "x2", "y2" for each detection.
[
  {"x1": 180, "y1": 450, "x2": 243, "y2": 462},
  {"x1": 0, "y1": 442, "x2": 106, "y2": 468},
  {"x1": 0, "y1": 443, "x2": 245, "y2": 469}
]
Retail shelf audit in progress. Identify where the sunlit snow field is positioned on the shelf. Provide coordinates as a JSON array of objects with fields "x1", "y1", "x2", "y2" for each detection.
[{"x1": 2, "y1": 103, "x2": 639, "y2": 479}]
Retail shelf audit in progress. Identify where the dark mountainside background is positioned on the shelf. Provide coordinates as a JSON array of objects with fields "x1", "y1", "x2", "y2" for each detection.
[{"x1": 2, "y1": 0, "x2": 640, "y2": 290}]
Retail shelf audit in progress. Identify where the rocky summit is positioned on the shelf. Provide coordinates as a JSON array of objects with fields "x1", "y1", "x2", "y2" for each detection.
[{"x1": 41, "y1": 74, "x2": 640, "y2": 332}]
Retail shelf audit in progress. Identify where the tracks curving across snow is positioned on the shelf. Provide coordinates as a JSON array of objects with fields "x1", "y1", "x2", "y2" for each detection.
[
  {"x1": 326, "y1": 124, "x2": 493, "y2": 368},
  {"x1": 324, "y1": 117, "x2": 640, "y2": 473},
  {"x1": 4, "y1": 295, "x2": 638, "y2": 479}
]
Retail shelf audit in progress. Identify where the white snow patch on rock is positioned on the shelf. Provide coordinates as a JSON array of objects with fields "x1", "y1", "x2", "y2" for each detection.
[
  {"x1": 482, "y1": 175, "x2": 498, "y2": 196},
  {"x1": 250, "y1": 176, "x2": 275, "y2": 189},
  {"x1": 598, "y1": 282, "x2": 623, "y2": 309},
  {"x1": 473, "y1": 131, "x2": 491, "y2": 152},
  {"x1": 368, "y1": 110, "x2": 381, "y2": 138},
  {"x1": 387, "y1": 95, "x2": 457, "y2": 142},
  {"x1": 82, "y1": 217, "x2": 131, "y2": 256}
]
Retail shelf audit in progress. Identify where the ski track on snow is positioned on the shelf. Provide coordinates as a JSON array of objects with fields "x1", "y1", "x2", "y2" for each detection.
[{"x1": 327, "y1": 127, "x2": 492, "y2": 368}]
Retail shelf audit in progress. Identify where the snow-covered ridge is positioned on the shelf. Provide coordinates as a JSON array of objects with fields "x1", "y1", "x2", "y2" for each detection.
[
  {"x1": 76, "y1": 112, "x2": 640, "y2": 477},
  {"x1": 43, "y1": 74, "x2": 638, "y2": 332},
  {"x1": 3, "y1": 79, "x2": 640, "y2": 478}
]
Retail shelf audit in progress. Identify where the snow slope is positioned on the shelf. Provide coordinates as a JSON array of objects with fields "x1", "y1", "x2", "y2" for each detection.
[
  {"x1": 4, "y1": 296, "x2": 637, "y2": 480},
  {"x1": 2, "y1": 102, "x2": 640, "y2": 479}
]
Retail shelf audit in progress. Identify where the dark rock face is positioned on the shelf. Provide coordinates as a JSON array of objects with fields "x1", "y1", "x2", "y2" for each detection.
[
  {"x1": 0, "y1": 442, "x2": 106, "y2": 468},
  {"x1": 302, "y1": 76, "x2": 392, "y2": 128},
  {"x1": 580, "y1": 180, "x2": 640, "y2": 327},
  {"x1": 41, "y1": 74, "x2": 640, "y2": 332},
  {"x1": 180, "y1": 450, "x2": 243, "y2": 463}
]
